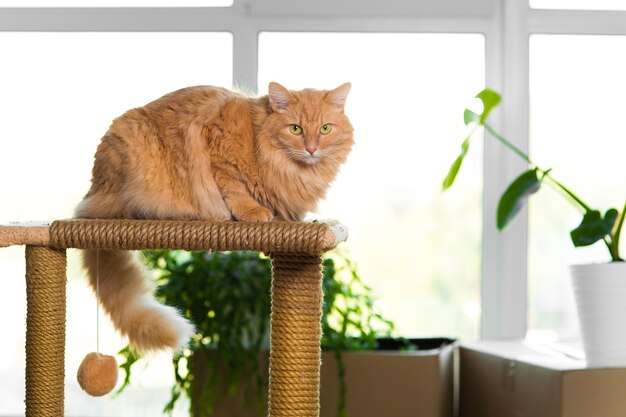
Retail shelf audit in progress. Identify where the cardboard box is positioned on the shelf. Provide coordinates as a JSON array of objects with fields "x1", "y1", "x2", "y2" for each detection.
[
  {"x1": 459, "y1": 340, "x2": 626, "y2": 417},
  {"x1": 321, "y1": 338, "x2": 456, "y2": 417},
  {"x1": 192, "y1": 338, "x2": 455, "y2": 417}
]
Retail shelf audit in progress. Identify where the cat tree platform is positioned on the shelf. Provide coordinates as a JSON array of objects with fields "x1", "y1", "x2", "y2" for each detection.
[{"x1": 0, "y1": 219, "x2": 348, "y2": 417}]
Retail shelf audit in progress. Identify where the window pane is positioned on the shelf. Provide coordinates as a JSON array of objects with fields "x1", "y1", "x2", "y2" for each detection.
[
  {"x1": 1, "y1": 0, "x2": 232, "y2": 6},
  {"x1": 0, "y1": 32, "x2": 232, "y2": 416},
  {"x1": 259, "y1": 32, "x2": 485, "y2": 339},
  {"x1": 528, "y1": 35, "x2": 626, "y2": 342},
  {"x1": 530, "y1": 0, "x2": 626, "y2": 10}
]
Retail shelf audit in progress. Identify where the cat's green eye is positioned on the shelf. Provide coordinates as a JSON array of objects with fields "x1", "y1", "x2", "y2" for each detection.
[
  {"x1": 320, "y1": 123, "x2": 332, "y2": 135},
  {"x1": 289, "y1": 124, "x2": 303, "y2": 135}
]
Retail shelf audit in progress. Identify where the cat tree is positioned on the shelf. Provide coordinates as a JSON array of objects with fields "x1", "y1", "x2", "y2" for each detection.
[{"x1": 0, "y1": 219, "x2": 347, "y2": 417}]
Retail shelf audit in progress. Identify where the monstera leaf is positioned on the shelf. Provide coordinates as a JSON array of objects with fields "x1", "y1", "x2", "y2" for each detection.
[
  {"x1": 570, "y1": 209, "x2": 619, "y2": 247},
  {"x1": 476, "y1": 89, "x2": 501, "y2": 125},
  {"x1": 442, "y1": 135, "x2": 471, "y2": 190},
  {"x1": 497, "y1": 169, "x2": 542, "y2": 230},
  {"x1": 443, "y1": 89, "x2": 502, "y2": 190},
  {"x1": 447, "y1": 88, "x2": 625, "y2": 261}
]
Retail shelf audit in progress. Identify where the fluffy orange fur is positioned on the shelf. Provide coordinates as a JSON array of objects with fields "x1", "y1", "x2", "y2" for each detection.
[{"x1": 76, "y1": 82, "x2": 354, "y2": 352}]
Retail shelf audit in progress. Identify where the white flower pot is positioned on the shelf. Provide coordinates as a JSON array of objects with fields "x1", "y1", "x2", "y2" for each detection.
[{"x1": 570, "y1": 262, "x2": 626, "y2": 367}]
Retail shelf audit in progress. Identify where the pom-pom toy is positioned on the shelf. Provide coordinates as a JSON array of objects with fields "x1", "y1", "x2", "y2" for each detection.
[
  {"x1": 76, "y1": 249, "x2": 119, "y2": 397},
  {"x1": 77, "y1": 352, "x2": 118, "y2": 397}
]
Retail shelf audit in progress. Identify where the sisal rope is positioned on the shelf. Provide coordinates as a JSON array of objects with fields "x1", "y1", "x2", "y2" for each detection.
[
  {"x1": 269, "y1": 253, "x2": 323, "y2": 417},
  {"x1": 49, "y1": 219, "x2": 331, "y2": 254},
  {"x1": 25, "y1": 246, "x2": 67, "y2": 417},
  {"x1": 15, "y1": 219, "x2": 341, "y2": 417}
]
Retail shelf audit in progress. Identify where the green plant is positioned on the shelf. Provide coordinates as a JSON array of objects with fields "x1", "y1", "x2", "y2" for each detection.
[
  {"x1": 119, "y1": 250, "x2": 272, "y2": 416},
  {"x1": 118, "y1": 249, "x2": 393, "y2": 417},
  {"x1": 322, "y1": 253, "x2": 394, "y2": 417},
  {"x1": 443, "y1": 89, "x2": 625, "y2": 262}
]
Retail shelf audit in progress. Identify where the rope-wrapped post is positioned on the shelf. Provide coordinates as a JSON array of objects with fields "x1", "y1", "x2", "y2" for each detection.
[
  {"x1": 269, "y1": 253, "x2": 324, "y2": 417},
  {"x1": 25, "y1": 246, "x2": 67, "y2": 417},
  {"x1": 0, "y1": 219, "x2": 347, "y2": 417}
]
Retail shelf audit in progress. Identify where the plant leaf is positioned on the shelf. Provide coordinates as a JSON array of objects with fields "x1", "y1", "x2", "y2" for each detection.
[
  {"x1": 464, "y1": 109, "x2": 479, "y2": 126},
  {"x1": 497, "y1": 169, "x2": 541, "y2": 230},
  {"x1": 476, "y1": 89, "x2": 501, "y2": 124},
  {"x1": 442, "y1": 155, "x2": 464, "y2": 190},
  {"x1": 570, "y1": 208, "x2": 619, "y2": 247},
  {"x1": 606, "y1": 208, "x2": 619, "y2": 229},
  {"x1": 442, "y1": 134, "x2": 471, "y2": 190},
  {"x1": 115, "y1": 346, "x2": 141, "y2": 395}
]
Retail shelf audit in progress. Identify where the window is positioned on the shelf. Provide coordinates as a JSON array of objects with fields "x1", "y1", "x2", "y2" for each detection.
[
  {"x1": 527, "y1": 35, "x2": 626, "y2": 341},
  {"x1": 2, "y1": 1, "x2": 626, "y2": 415}
]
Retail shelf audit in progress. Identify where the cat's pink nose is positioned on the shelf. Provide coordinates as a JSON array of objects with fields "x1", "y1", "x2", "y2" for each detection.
[{"x1": 306, "y1": 146, "x2": 317, "y2": 155}]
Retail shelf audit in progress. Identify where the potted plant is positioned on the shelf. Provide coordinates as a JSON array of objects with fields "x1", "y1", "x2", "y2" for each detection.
[
  {"x1": 117, "y1": 249, "x2": 456, "y2": 416},
  {"x1": 117, "y1": 249, "x2": 400, "y2": 417},
  {"x1": 443, "y1": 89, "x2": 625, "y2": 366},
  {"x1": 118, "y1": 250, "x2": 273, "y2": 417}
]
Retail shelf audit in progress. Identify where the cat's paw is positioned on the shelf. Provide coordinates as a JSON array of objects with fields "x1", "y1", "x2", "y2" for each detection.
[{"x1": 239, "y1": 207, "x2": 274, "y2": 222}]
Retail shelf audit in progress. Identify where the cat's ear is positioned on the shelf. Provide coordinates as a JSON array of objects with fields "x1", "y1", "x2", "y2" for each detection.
[
  {"x1": 268, "y1": 82, "x2": 293, "y2": 113},
  {"x1": 326, "y1": 82, "x2": 351, "y2": 110}
]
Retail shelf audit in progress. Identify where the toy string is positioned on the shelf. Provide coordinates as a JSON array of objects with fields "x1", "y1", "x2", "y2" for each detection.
[{"x1": 96, "y1": 249, "x2": 100, "y2": 354}]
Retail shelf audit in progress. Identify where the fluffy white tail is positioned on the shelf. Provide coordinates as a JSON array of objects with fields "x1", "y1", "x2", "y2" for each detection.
[{"x1": 82, "y1": 248, "x2": 195, "y2": 352}]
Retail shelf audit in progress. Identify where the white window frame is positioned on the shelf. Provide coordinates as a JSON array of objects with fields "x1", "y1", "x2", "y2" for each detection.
[{"x1": 3, "y1": 0, "x2": 625, "y2": 339}]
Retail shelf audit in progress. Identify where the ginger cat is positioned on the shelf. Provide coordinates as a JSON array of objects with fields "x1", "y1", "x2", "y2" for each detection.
[{"x1": 76, "y1": 82, "x2": 354, "y2": 352}]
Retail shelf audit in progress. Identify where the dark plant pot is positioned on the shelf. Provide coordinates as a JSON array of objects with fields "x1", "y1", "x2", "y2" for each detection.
[{"x1": 189, "y1": 349, "x2": 269, "y2": 417}]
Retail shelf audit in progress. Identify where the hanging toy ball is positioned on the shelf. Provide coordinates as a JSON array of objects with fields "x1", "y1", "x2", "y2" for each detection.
[{"x1": 77, "y1": 352, "x2": 119, "y2": 397}]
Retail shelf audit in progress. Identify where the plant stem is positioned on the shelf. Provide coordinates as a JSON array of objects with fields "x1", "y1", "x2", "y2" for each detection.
[
  {"x1": 484, "y1": 122, "x2": 593, "y2": 213},
  {"x1": 484, "y1": 124, "x2": 531, "y2": 164},
  {"x1": 541, "y1": 175, "x2": 593, "y2": 213},
  {"x1": 334, "y1": 349, "x2": 347, "y2": 417},
  {"x1": 612, "y1": 202, "x2": 625, "y2": 261}
]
